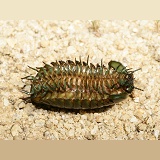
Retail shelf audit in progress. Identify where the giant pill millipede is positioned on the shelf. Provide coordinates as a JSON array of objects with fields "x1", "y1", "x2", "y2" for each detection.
[{"x1": 21, "y1": 56, "x2": 143, "y2": 109}]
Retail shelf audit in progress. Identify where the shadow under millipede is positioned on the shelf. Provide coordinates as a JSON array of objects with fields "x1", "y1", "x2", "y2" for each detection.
[{"x1": 32, "y1": 102, "x2": 114, "y2": 114}]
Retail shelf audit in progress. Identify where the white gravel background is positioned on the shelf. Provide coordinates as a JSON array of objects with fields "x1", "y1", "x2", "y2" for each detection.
[{"x1": 0, "y1": 20, "x2": 160, "y2": 140}]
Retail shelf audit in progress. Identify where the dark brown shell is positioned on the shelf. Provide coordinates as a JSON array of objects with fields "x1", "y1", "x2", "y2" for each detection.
[{"x1": 22, "y1": 57, "x2": 140, "y2": 109}]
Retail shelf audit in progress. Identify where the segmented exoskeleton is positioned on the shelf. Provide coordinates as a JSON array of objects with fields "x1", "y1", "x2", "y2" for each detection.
[{"x1": 21, "y1": 57, "x2": 142, "y2": 109}]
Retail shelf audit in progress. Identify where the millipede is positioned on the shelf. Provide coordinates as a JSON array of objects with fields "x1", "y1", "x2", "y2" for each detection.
[{"x1": 21, "y1": 56, "x2": 143, "y2": 110}]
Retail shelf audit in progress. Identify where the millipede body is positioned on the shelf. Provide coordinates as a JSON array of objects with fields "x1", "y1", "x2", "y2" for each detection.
[{"x1": 22, "y1": 57, "x2": 141, "y2": 109}]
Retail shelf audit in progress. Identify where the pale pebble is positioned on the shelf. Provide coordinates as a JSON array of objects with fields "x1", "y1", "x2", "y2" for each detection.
[
  {"x1": 137, "y1": 123, "x2": 147, "y2": 131},
  {"x1": 18, "y1": 102, "x2": 25, "y2": 109},
  {"x1": 134, "y1": 109, "x2": 145, "y2": 120},
  {"x1": 134, "y1": 97, "x2": 140, "y2": 103},
  {"x1": 67, "y1": 46, "x2": 76, "y2": 54},
  {"x1": 154, "y1": 130, "x2": 159, "y2": 139},
  {"x1": 3, "y1": 98, "x2": 9, "y2": 106},
  {"x1": 11, "y1": 124, "x2": 23, "y2": 137},
  {"x1": 133, "y1": 28, "x2": 138, "y2": 33},
  {"x1": 130, "y1": 116, "x2": 138, "y2": 123},
  {"x1": 35, "y1": 119, "x2": 45, "y2": 127},
  {"x1": 40, "y1": 41, "x2": 49, "y2": 48},
  {"x1": 96, "y1": 116, "x2": 103, "y2": 123},
  {"x1": 0, "y1": 38, "x2": 7, "y2": 48},
  {"x1": 91, "y1": 126, "x2": 98, "y2": 135},
  {"x1": 81, "y1": 115, "x2": 87, "y2": 120},
  {"x1": 68, "y1": 129, "x2": 75, "y2": 137},
  {"x1": 117, "y1": 44, "x2": 125, "y2": 50}
]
